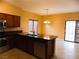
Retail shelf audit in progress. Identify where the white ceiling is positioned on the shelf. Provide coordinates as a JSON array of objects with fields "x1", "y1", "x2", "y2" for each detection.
[{"x1": 3, "y1": 0, "x2": 79, "y2": 15}]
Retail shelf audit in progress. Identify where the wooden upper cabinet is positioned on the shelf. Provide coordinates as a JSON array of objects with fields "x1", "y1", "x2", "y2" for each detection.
[
  {"x1": 0, "y1": 13, "x2": 20, "y2": 27},
  {"x1": 0, "y1": 13, "x2": 6, "y2": 20},
  {"x1": 13, "y1": 16, "x2": 20, "y2": 27},
  {"x1": 5, "y1": 14, "x2": 14, "y2": 27}
]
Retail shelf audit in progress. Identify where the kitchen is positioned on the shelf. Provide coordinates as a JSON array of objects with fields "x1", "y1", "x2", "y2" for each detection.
[
  {"x1": 0, "y1": 0, "x2": 79, "y2": 59},
  {"x1": 0, "y1": 13, "x2": 57, "y2": 59}
]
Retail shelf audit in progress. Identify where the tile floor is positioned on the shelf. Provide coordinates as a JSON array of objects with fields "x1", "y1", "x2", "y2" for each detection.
[
  {"x1": 0, "y1": 45, "x2": 9, "y2": 54},
  {"x1": 55, "y1": 39, "x2": 79, "y2": 59},
  {"x1": 0, "y1": 39, "x2": 79, "y2": 59},
  {"x1": 0, "y1": 48, "x2": 37, "y2": 59}
]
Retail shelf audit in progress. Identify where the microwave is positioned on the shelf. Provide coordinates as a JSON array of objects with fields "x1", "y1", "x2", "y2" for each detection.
[{"x1": 0, "y1": 20, "x2": 6, "y2": 29}]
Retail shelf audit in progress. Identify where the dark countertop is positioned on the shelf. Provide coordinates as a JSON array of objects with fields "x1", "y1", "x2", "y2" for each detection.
[
  {"x1": 0, "y1": 30, "x2": 22, "y2": 38},
  {"x1": 17, "y1": 32, "x2": 57, "y2": 41},
  {"x1": 0, "y1": 30, "x2": 22, "y2": 32}
]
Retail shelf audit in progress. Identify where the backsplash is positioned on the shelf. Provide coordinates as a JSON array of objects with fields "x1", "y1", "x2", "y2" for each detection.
[{"x1": 0, "y1": 27, "x2": 22, "y2": 32}]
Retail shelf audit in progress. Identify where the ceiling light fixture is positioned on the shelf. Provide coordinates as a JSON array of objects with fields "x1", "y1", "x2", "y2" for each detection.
[{"x1": 43, "y1": 9, "x2": 51, "y2": 24}]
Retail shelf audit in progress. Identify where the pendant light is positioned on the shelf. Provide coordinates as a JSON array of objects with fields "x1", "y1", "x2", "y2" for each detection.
[{"x1": 43, "y1": 9, "x2": 51, "y2": 24}]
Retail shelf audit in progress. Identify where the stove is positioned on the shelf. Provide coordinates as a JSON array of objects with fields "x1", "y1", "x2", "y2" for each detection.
[
  {"x1": 0, "y1": 31, "x2": 7, "y2": 46},
  {"x1": 0, "y1": 32, "x2": 9, "y2": 53},
  {"x1": 0, "y1": 32, "x2": 7, "y2": 38},
  {"x1": 0, "y1": 37, "x2": 7, "y2": 47}
]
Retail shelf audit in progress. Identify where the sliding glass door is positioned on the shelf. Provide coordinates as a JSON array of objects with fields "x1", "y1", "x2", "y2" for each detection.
[{"x1": 65, "y1": 21, "x2": 76, "y2": 42}]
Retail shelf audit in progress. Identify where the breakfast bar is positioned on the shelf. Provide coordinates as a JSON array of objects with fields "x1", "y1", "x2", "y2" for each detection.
[{"x1": 14, "y1": 33, "x2": 57, "y2": 59}]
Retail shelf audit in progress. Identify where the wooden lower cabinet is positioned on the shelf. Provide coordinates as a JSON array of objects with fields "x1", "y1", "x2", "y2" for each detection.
[
  {"x1": 15, "y1": 35, "x2": 27, "y2": 51},
  {"x1": 8, "y1": 34, "x2": 56, "y2": 59},
  {"x1": 34, "y1": 40, "x2": 46, "y2": 59},
  {"x1": 15, "y1": 35, "x2": 34, "y2": 55},
  {"x1": 26, "y1": 37, "x2": 34, "y2": 54},
  {"x1": 34, "y1": 39, "x2": 55, "y2": 59},
  {"x1": 7, "y1": 35, "x2": 16, "y2": 49}
]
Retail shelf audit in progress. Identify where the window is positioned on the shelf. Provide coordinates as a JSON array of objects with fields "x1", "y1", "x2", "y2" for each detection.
[{"x1": 28, "y1": 20, "x2": 38, "y2": 35}]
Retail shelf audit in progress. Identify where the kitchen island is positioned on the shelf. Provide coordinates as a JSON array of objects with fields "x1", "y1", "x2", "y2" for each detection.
[{"x1": 14, "y1": 32, "x2": 57, "y2": 59}]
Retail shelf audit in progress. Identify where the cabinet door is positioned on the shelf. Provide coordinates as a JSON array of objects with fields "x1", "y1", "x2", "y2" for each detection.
[
  {"x1": 0, "y1": 13, "x2": 6, "y2": 20},
  {"x1": 7, "y1": 35, "x2": 15, "y2": 49},
  {"x1": 15, "y1": 36, "x2": 24, "y2": 49},
  {"x1": 27, "y1": 37, "x2": 34, "y2": 54},
  {"x1": 13, "y1": 16, "x2": 20, "y2": 27},
  {"x1": 15, "y1": 35, "x2": 28, "y2": 51},
  {"x1": 34, "y1": 40, "x2": 45, "y2": 59},
  {"x1": 5, "y1": 14, "x2": 14, "y2": 27}
]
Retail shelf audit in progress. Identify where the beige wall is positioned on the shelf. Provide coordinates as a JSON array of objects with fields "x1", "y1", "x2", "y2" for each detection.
[
  {"x1": 42, "y1": 12, "x2": 79, "y2": 39},
  {"x1": 0, "y1": 1, "x2": 43, "y2": 34},
  {"x1": 0, "y1": 1, "x2": 79, "y2": 39}
]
